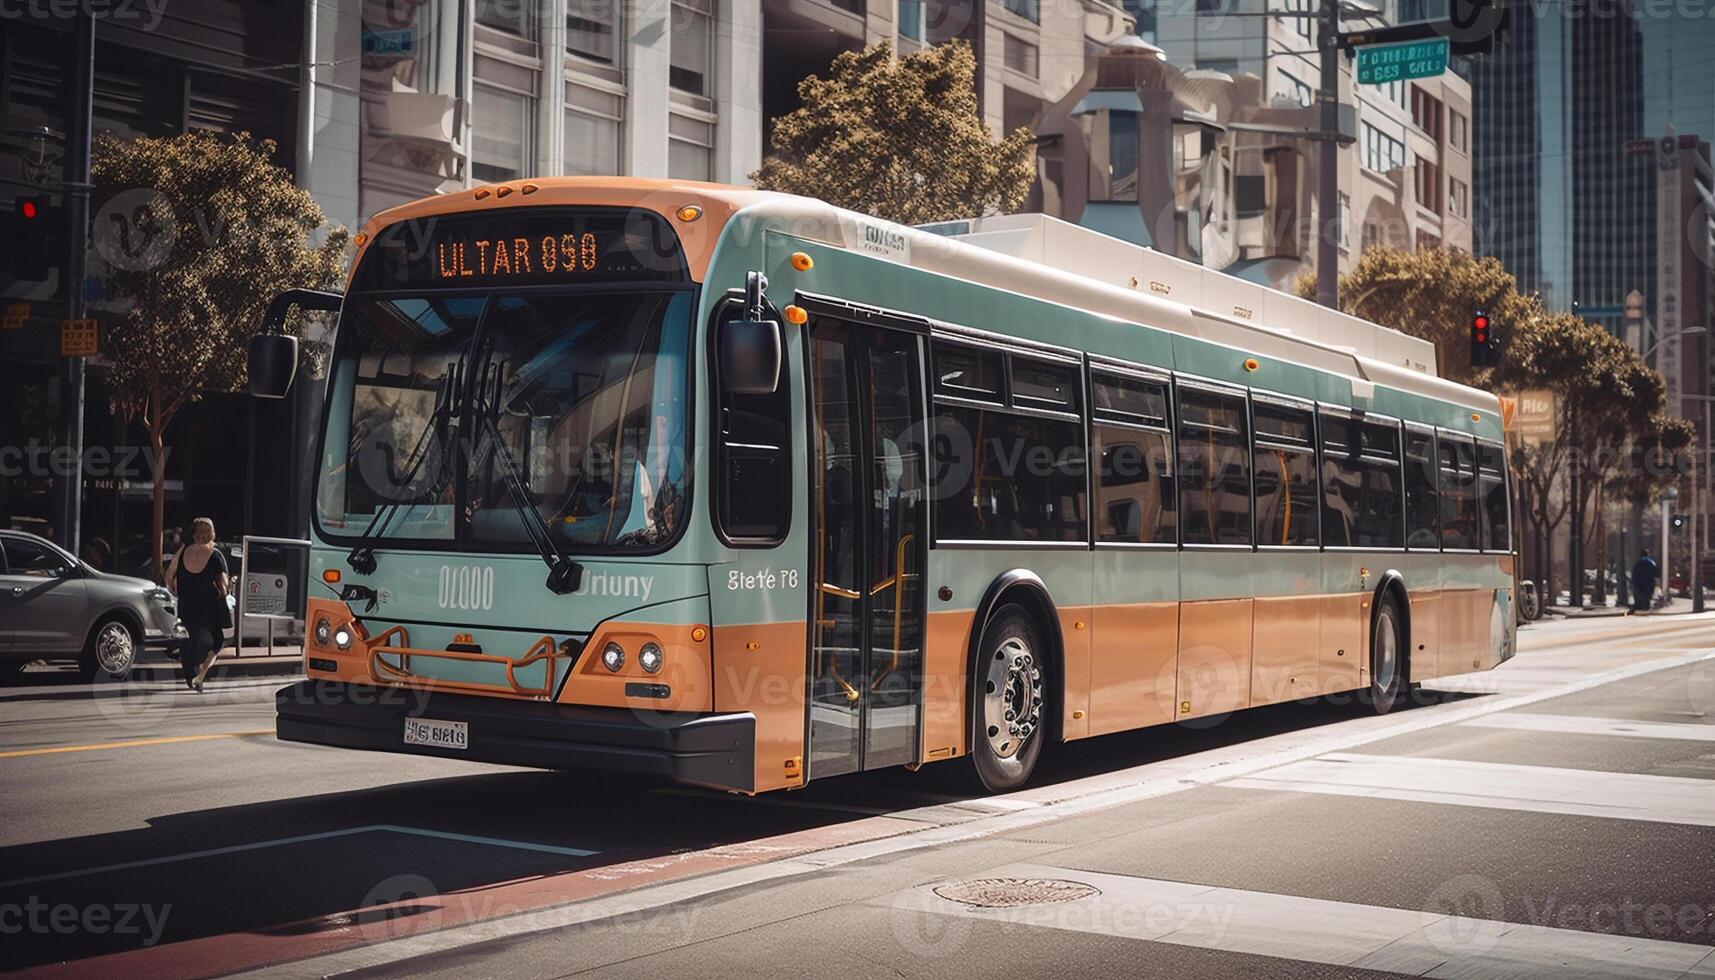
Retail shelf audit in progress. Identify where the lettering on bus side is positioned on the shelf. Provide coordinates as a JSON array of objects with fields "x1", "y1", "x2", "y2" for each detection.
[{"x1": 437, "y1": 564, "x2": 496, "y2": 611}]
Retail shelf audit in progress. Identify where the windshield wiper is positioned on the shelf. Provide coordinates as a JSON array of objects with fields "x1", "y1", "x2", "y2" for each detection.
[
  {"x1": 346, "y1": 355, "x2": 465, "y2": 575},
  {"x1": 468, "y1": 364, "x2": 584, "y2": 596}
]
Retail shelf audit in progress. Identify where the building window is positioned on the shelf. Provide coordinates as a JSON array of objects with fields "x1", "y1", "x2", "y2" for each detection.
[
  {"x1": 1003, "y1": 33, "x2": 1039, "y2": 78},
  {"x1": 1279, "y1": 0, "x2": 1311, "y2": 39},
  {"x1": 1337, "y1": 190, "x2": 1351, "y2": 248},
  {"x1": 670, "y1": 0, "x2": 714, "y2": 96},
  {"x1": 1363, "y1": 123, "x2": 1405, "y2": 173},
  {"x1": 900, "y1": 0, "x2": 924, "y2": 39},
  {"x1": 1415, "y1": 154, "x2": 1443, "y2": 212},
  {"x1": 1278, "y1": 69, "x2": 1313, "y2": 108},
  {"x1": 1177, "y1": 386, "x2": 1251, "y2": 546},
  {"x1": 473, "y1": 84, "x2": 534, "y2": 183},
  {"x1": 1003, "y1": 0, "x2": 1041, "y2": 22},
  {"x1": 564, "y1": 83, "x2": 622, "y2": 175},
  {"x1": 1449, "y1": 177, "x2": 1469, "y2": 218},
  {"x1": 567, "y1": 0, "x2": 619, "y2": 63},
  {"x1": 1449, "y1": 109, "x2": 1468, "y2": 152},
  {"x1": 476, "y1": 0, "x2": 536, "y2": 37},
  {"x1": 1410, "y1": 85, "x2": 1443, "y2": 142},
  {"x1": 1086, "y1": 109, "x2": 1139, "y2": 203},
  {"x1": 668, "y1": 113, "x2": 714, "y2": 180}
]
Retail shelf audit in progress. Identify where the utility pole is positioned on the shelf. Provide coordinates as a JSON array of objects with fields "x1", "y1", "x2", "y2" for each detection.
[
  {"x1": 56, "y1": 11, "x2": 94, "y2": 555},
  {"x1": 1569, "y1": 403, "x2": 1583, "y2": 607},
  {"x1": 1315, "y1": 0, "x2": 1341, "y2": 310}
]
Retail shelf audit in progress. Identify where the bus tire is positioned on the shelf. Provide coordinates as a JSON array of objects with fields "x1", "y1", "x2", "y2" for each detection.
[
  {"x1": 968, "y1": 603, "x2": 1048, "y2": 793},
  {"x1": 1368, "y1": 593, "x2": 1406, "y2": 715}
]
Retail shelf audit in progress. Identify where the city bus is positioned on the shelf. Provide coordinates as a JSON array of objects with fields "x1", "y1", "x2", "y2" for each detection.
[{"x1": 253, "y1": 178, "x2": 1515, "y2": 795}]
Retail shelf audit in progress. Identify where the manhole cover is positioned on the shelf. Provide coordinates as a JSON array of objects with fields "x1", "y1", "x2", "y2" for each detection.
[{"x1": 932, "y1": 877, "x2": 1100, "y2": 908}]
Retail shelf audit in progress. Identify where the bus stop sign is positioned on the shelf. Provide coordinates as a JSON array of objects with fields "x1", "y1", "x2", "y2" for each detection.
[{"x1": 1357, "y1": 38, "x2": 1449, "y2": 85}]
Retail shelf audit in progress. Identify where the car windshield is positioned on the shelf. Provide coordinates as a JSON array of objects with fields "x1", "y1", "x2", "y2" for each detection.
[{"x1": 316, "y1": 289, "x2": 693, "y2": 553}]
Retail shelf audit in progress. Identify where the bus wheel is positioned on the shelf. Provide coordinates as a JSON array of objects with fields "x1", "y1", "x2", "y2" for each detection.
[
  {"x1": 969, "y1": 604, "x2": 1047, "y2": 793},
  {"x1": 1368, "y1": 593, "x2": 1406, "y2": 715}
]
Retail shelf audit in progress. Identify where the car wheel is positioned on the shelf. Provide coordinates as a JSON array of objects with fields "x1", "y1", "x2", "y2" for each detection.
[
  {"x1": 79, "y1": 617, "x2": 138, "y2": 682},
  {"x1": 968, "y1": 604, "x2": 1049, "y2": 793},
  {"x1": 1366, "y1": 593, "x2": 1406, "y2": 715}
]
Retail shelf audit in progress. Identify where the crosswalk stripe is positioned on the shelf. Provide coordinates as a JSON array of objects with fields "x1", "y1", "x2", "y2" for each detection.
[
  {"x1": 1460, "y1": 713, "x2": 1715, "y2": 742},
  {"x1": 1221, "y1": 753, "x2": 1715, "y2": 826},
  {"x1": 892, "y1": 864, "x2": 1715, "y2": 980}
]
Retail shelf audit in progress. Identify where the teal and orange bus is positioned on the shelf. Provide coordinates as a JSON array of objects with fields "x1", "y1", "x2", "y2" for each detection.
[{"x1": 252, "y1": 178, "x2": 1514, "y2": 795}]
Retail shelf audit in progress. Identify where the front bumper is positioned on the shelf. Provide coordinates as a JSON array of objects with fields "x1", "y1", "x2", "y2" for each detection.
[{"x1": 275, "y1": 680, "x2": 756, "y2": 793}]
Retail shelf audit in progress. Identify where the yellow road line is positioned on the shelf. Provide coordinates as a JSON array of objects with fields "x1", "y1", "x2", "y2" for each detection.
[{"x1": 0, "y1": 730, "x2": 274, "y2": 760}]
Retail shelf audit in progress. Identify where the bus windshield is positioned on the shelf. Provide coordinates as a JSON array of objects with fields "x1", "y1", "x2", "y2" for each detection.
[{"x1": 316, "y1": 288, "x2": 693, "y2": 553}]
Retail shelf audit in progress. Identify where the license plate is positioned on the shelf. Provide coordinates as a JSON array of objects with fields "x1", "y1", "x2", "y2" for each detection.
[{"x1": 403, "y1": 717, "x2": 468, "y2": 751}]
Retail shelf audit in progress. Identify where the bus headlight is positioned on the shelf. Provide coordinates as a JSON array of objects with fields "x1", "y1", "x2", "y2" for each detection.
[
  {"x1": 334, "y1": 626, "x2": 353, "y2": 651},
  {"x1": 314, "y1": 617, "x2": 332, "y2": 647},
  {"x1": 601, "y1": 642, "x2": 625, "y2": 672},
  {"x1": 638, "y1": 643, "x2": 663, "y2": 674}
]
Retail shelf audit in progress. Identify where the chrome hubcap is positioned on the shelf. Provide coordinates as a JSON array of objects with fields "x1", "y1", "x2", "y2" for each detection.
[
  {"x1": 1374, "y1": 607, "x2": 1398, "y2": 692},
  {"x1": 983, "y1": 636, "x2": 1041, "y2": 759},
  {"x1": 96, "y1": 623, "x2": 135, "y2": 675}
]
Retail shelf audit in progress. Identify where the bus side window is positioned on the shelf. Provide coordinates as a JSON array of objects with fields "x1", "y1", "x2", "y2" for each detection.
[
  {"x1": 1403, "y1": 429, "x2": 1441, "y2": 550},
  {"x1": 1477, "y1": 442, "x2": 1509, "y2": 552},
  {"x1": 715, "y1": 311, "x2": 792, "y2": 544}
]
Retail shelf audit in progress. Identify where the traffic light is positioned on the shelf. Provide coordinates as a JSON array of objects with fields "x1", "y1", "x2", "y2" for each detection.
[
  {"x1": 1672, "y1": 513, "x2": 1687, "y2": 530},
  {"x1": 1471, "y1": 311, "x2": 1500, "y2": 368},
  {"x1": 9, "y1": 196, "x2": 52, "y2": 282}
]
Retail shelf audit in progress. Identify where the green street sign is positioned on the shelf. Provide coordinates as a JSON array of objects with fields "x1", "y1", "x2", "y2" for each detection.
[{"x1": 1356, "y1": 37, "x2": 1450, "y2": 85}]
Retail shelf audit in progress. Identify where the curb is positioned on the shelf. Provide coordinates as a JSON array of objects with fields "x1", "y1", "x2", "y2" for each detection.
[{"x1": 132, "y1": 658, "x2": 303, "y2": 681}]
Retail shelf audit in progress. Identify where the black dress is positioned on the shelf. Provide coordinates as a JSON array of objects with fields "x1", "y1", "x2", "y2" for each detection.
[
  {"x1": 175, "y1": 548, "x2": 229, "y2": 629},
  {"x1": 175, "y1": 548, "x2": 228, "y2": 682}
]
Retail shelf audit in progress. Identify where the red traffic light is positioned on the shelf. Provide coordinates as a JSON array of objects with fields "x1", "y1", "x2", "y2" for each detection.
[
  {"x1": 1472, "y1": 314, "x2": 1489, "y2": 332},
  {"x1": 19, "y1": 199, "x2": 38, "y2": 220}
]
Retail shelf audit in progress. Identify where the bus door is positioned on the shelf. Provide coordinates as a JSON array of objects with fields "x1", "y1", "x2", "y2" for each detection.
[{"x1": 806, "y1": 312, "x2": 929, "y2": 779}]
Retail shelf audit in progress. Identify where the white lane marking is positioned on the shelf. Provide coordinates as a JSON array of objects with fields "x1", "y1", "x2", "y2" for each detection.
[
  {"x1": 0, "y1": 825, "x2": 596, "y2": 889},
  {"x1": 249, "y1": 649, "x2": 1715, "y2": 979},
  {"x1": 887, "y1": 863, "x2": 1715, "y2": 980},
  {"x1": 1459, "y1": 713, "x2": 1715, "y2": 742},
  {"x1": 1223, "y1": 753, "x2": 1715, "y2": 827}
]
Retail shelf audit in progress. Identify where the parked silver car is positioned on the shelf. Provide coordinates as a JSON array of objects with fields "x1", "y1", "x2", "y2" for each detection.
[{"x1": 1, "y1": 531, "x2": 183, "y2": 680}]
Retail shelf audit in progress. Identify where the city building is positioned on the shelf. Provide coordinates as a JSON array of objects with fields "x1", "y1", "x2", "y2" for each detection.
[
  {"x1": 302, "y1": 0, "x2": 1133, "y2": 233},
  {"x1": 1034, "y1": 0, "x2": 1474, "y2": 289},
  {"x1": 0, "y1": 0, "x2": 314, "y2": 567}
]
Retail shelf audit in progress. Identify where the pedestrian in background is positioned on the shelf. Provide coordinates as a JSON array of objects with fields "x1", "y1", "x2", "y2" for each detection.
[
  {"x1": 166, "y1": 517, "x2": 231, "y2": 691},
  {"x1": 1630, "y1": 548, "x2": 1659, "y2": 613}
]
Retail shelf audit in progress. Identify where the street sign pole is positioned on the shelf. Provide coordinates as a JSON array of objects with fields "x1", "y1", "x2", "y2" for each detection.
[
  {"x1": 1315, "y1": 0, "x2": 1340, "y2": 310},
  {"x1": 56, "y1": 11, "x2": 94, "y2": 556}
]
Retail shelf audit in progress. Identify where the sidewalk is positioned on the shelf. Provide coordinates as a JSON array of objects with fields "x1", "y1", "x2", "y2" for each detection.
[
  {"x1": 132, "y1": 645, "x2": 304, "y2": 681},
  {"x1": 1544, "y1": 596, "x2": 1708, "y2": 619}
]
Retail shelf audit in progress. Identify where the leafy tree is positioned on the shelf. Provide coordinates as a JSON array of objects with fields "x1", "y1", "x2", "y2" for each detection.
[
  {"x1": 1293, "y1": 246, "x2": 1532, "y2": 387},
  {"x1": 752, "y1": 41, "x2": 1036, "y2": 224},
  {"x1": 91, "y1": 130, "x2": 349, "y2": 582}
]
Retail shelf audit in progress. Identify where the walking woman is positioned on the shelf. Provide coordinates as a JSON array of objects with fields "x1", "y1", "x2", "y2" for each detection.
[{"x1": 166, "y1": 517, "x2": 231, "y2": 691}]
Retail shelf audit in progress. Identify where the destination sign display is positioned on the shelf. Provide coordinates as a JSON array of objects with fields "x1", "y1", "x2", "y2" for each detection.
[{"x1": 353, "y1": 207, "x2": 690, "y2": 290}]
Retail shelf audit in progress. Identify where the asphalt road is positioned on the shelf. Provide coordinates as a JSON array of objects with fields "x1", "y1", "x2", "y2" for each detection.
[{"x1": 2, "y1": 613, "x2": 1712, "y2": 979}]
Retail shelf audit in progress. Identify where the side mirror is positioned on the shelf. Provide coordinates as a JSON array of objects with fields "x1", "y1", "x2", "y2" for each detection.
[
  {"x1": 248, "y1": 334, "x2": 300, "y2": 398},
  {"x1": 249, "y1": 288, "x2": 344, "y2": 399},
  {"x1": 720, "y1": 316, "x2": 782, "y2": 395}
]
